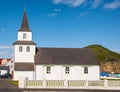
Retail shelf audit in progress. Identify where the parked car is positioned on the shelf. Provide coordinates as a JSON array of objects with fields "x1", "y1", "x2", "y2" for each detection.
[
  {"x1": 100, "y1": 72, "x2": 108, "y2": 77},
  {"x1": 0, "y1": 73, "x2": 11, "y2": 78},
  {"x1": 108, "y1": 74, "x2": 117, "y2": 77},
  {"x1": 116, "y1": 74, "x2": 120, "y2": 78}
]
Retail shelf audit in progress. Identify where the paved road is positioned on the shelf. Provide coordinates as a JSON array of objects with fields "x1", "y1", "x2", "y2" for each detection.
[
  {"x1": 22, "y1": 89, "x2": 120, "y2": 92},
  {"x1": 0, "y1": 79, "x2": 18, "y2": 88},
  {"x1": 0, "y1": 79, "x2": 120, "y2": 92},
  {"x1": 0, "y1": 88, "x2": 120, "y2": 92}
]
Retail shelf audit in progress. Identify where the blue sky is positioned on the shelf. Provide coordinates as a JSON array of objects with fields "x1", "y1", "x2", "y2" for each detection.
[{"x1": 0, "y1": 0, "x2": 120, "y2": 58}]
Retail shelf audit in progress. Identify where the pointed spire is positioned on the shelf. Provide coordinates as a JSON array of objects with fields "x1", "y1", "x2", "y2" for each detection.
[{"x1": 19, "y1": 9, "x2": 31, "y2": 32}]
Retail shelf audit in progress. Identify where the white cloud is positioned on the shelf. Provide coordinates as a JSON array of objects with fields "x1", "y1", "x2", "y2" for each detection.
[
  {"x1": 47, "y1": 13, "x2": 57, "y2": 17},
  {"x1": 52, "y1": 0, "x2": 120, "y2": 10},
  {"x1": 53, "y1": 0, "x2": 86, "y2": 7},
  {"x1": 0, "y1": 46, "x2": 13, "y2": 58},
  {"x1": 72, "y1": 0, "x2": 85, "y2": 7},
  {"x1": 0, "y1": 46, "x2": 13, "y2": 49},
  {"x1": 54, "y1": 8, "x2": 61, "y2": 12},
  {"x1": 53, "y1": 0, "x2": 62, "y2": 4},
  {"x1": 0, "y1": 51, "x2": 9, "y2": 55},
  {"x1": 104, "y1": 0, "x2": 120, "y2": 10},
  {"x1": 113, "y1": 50, "x2": 120, "y2": 54},
  {"x1": 47, "y1": 8, "x2": 61, "y2": 17},
  {"x1": 79, "y1": 11, "x2": 90, "y2": 17},
  {"x1": 91, "y1": 0, "x2": 103, "y2": 8},
  {"x1": 0, "y1": 50, "x2": 13, "y2": 58}
]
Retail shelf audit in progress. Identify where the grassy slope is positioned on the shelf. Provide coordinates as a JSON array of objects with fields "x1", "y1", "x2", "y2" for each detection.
[{"x1": 85, "y1": 44, "x2": 120, "y2": 62}]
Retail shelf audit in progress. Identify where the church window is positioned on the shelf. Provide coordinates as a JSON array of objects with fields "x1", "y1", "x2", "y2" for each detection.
[
  {"x1": 65, "y1": 67, "x2": 70, "y2": 74},
  {"x1": 19, "y1": 46, "x2": 23, "y2": 52},
  {"x1": 23, "y1": 33, "x2": 27, "y2": 39},
  {"x1": 84, "y1": 67, "x2": 88, "y2": 74},
  {"x1": 11, "y1": 60, "x2": 13, "y2": 63},
  {"x1": 46, "y1": 67, "x2": 51, "y2": 74},
  {"x1": 26, "y1": 46, "x2": 30, "y2": 52}
]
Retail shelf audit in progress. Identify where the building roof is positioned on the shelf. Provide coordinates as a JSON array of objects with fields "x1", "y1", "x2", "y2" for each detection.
[
  {"x1": 35, "y1": 48, "x2": 99, "y2": 65},
  {"x1": 14, "y1": 63, "x2": 34, "y2": 71},
  {"x1": 13, "y1": 41, "x2": 36, "y2": 45},
  {"x1": 0, "y1": 58, "x2": 11, "y2": 65},
  {"x1": 18, "y1": 10, "x2": 31, "y2": 32}
]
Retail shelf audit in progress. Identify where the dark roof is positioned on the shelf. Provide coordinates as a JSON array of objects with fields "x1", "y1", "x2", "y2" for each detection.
[
  {"x1": 13, "y1": 41, "x2": 36, "y2": 45},
  {"x1": 0, "y1": 58, "x2": 11, "y2": 65},
  {"x1": 14, "y1": 63, "x2": 34, "y2": 71},
  {"x1": 18, "y1": 10, "x2": 31, "y2": 32},
  {"x1": 35, "y1": 48, "x2": 99, "y2": 65}
]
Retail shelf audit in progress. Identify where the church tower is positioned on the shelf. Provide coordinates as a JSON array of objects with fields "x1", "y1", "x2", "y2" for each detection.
[{"x1": 13, "y1": 10, "x2": 36, "y2": 80}]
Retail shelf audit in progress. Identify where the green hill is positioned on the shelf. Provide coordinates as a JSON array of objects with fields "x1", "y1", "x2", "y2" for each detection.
[{"x1": 85, "y1": 44, "x2": 120, "y2": 62}]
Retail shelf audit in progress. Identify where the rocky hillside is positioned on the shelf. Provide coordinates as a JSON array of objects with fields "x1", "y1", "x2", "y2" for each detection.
[
  {"x1": 100, "y1": 59, "x2": 120, "y2": 73},
  {"x1": 85, "y1": 44, "x2": 120, "y2": 73}
]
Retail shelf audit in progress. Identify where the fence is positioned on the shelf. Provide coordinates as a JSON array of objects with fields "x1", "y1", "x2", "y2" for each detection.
[{"x1": 19, "y1": 78, "x2": 120, "y2": 89}]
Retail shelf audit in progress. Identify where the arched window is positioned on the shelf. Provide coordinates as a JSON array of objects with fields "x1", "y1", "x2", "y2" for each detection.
[
  {"x1": 65, "y1": 67, "x2": 70, "y2": 74},
  {"x1": 84, "y1": 67, "x2": 88, "y2": 74},
  {"x1": 46, "y1": 67, "x2": 51, "y2": 74},
  {"x1": 19, "y1": 46, "x2": 23, "y2": 52},
  {"x1": 26, "y1": 46, "x2": 30, "y2": 52},
  {"x1": 23, "y1": 33, "x2": 27, "y2": 39}
]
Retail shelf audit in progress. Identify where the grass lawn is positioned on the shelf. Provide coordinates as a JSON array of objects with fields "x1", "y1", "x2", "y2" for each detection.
[{"x1": 9, "y1": 80, "x2": 18, "y2": 86}]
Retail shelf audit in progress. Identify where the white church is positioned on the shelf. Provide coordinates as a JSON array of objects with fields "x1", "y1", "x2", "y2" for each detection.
[{"x1": 13, "y1": 10, "x2": 100, "y2": 81}]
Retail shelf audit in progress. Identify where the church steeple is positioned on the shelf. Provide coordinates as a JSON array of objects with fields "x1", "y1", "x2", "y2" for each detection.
[
  {"x1": 19, "y1": 9, "x2": 31, "y2": 32},
  {"x1": 14, "y1": 9, "x2": 36, "y2": 42},
  {"x1": 13, "y1": 9, "x2": 36, "y2": 80}
]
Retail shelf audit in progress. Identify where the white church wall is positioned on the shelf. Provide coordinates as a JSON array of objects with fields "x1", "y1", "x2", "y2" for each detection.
[
  {"x1": 14, "y1": 71, "x2": 34, "y2": 80},
  {"x1": 18, "y1": 32, "x2": 32, "y2": 41},
  {"x1": 35, "y1": 65, "x2": 43, "y2": 80},
  {"x1": 36, "y1": 65, "x2": 63, "y2": 80},
  {"x1": 81, "y1": 66, "x2": 100, "y2": 80},
  {"x1": 35, "y1": 65, "x2": 100, "y2": 80},
  {"x1": 64, "y1": 66, "x2": 82, "y2": 80},
  {"x1": 43, "y1": 66, "x2": 63, "y2": 80},
  {"x1": 14, "y1": 45, "x2": 35, "y2": 63}
]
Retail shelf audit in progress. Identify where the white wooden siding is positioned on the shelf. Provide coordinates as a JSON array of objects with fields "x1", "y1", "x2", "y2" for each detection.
[
  {"x1": 35, "y1": 65, "x2": 100, "y2": 80},
  {"x1": 14, "y1": 71, "x2": 34, "y2": 80}
]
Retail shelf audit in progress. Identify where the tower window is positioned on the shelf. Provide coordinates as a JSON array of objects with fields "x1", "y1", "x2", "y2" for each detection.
[
  {"x1": 23, "y1": 33, "x2": 27, "y2": 39},
  {"x1": 46, "y1": 67, "x2": 51, "y2": 74},
  {"x1": 26, "y1": 46, "x2": 30, "y2": 52},
  {"x1": 19, "y1": 46, "x2": 23, "y2": 52},
  {"x1": 65, "y1": 67, "x2": 70, "y2": 74},
  {"x1": 84, "y1": 67, "x2": 88, "y2": 74}
]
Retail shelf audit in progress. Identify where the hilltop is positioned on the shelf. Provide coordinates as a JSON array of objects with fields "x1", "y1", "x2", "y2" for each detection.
[
  {"x1": 85, "y1": 44, "x2": 120, "y2": 62},
  {"x1": 85, "y1": 44, "x2": 120, "y2": 73}
]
